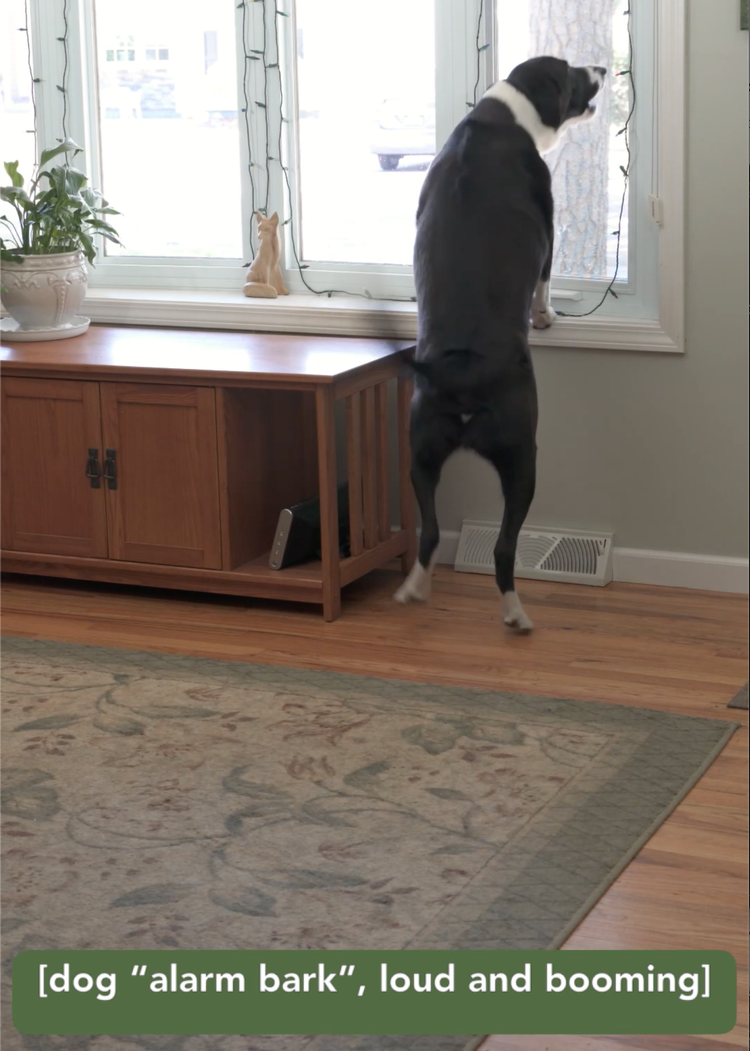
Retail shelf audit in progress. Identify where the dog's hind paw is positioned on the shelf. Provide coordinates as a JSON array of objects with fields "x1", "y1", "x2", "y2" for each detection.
[
  {"x1": 502, "y1": 591, "x2": 534, "y2": 633},
  {"x1": 504, "y1": 612, "x2": 534, "y2": 633},
  {"x1": 531, "y1": 306, "x2": 557, "y2": 329},
  {"x1": 394, "y1": 559, "x2": 434, "y2": 604}
]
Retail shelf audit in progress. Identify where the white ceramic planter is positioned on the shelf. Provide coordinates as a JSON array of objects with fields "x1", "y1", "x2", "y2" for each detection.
[{"x1": 1, "y1": 250, "x2": 88, "y2": 331}]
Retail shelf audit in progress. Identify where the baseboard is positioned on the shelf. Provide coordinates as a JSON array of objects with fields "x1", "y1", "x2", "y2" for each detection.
[
  {"x1": 612, "y1": 547, "x2": 749, "y2": 595},
  {"x1": 426, "y1": 530, "x2": 749, "y2": 595},
  {"x1": 434, "y1": 531, "x2": 462, "y2": 565}
]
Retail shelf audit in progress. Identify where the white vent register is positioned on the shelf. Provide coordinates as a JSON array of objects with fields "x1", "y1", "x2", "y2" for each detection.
[{"x1": 455, "y1": 522, "x2": 614, "y2": 586}]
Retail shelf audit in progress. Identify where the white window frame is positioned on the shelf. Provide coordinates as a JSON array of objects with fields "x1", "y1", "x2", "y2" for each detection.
[{"x1": 21, "y1": 0, "x2": 684, "y2": 353}]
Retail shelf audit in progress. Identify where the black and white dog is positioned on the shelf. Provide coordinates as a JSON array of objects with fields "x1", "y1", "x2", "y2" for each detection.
[{"x1": 396, "y1": 57, "x2": 606, "y2": 631}]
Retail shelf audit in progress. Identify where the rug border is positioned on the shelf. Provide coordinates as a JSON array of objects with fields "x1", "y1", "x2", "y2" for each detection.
[
  {"x1": 460, "y1": 720, "x2": 739, "y2": 1051},
  {"x1": 727, "y1": 682, "x2": 749, "y2": 709}
]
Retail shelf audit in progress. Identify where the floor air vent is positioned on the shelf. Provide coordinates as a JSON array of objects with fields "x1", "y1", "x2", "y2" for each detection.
[{"x1": 455, "y1": 521, "x2": 613, "y2": 586}]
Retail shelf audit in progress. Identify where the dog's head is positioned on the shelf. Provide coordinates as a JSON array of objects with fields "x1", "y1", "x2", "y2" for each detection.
[{"x1": 506, "y1": 57, "x2": 606, "y2": 148}]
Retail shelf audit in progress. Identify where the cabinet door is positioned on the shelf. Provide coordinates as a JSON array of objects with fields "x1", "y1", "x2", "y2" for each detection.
[
  {"x1": 1, "y1": 377, "x2": 108, "y2": 557},
  {"x1": 100, "y1": 383, "x2": 222, "y2": 568}
]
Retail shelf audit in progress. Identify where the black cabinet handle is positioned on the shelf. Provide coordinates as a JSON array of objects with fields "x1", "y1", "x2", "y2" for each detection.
[
  {"x1": 102, "y1": 449, "x2": 117, "y2": 490},
  {"x1": 85, "y1": 448, "x2": 101, "y2": 489}
]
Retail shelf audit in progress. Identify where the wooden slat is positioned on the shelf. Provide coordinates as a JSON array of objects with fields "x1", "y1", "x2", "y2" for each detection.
[
  {"x1": 346, "y1": 394, "x2": 364, "y2": 557},
  {"x1": 315, "y1": 385, "x2": 341, "y2": 621},
  {"x1": 397, "y1": 373, "x2": 416, "y2": 572},
  {"x1": 375, "y1": 382, "x2": 390, "y2": 542},
  {"x1": 339, "y1": 529, "x2": 408, "y2": 587},
  {"x1": 360, "y1": 387, "x2": 378, "y2": 549}
]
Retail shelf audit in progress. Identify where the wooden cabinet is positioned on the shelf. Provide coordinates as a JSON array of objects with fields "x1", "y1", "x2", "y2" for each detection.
[
  {"x1": 1, "y1": 326, "x2": 415, "y2": 620},
  {"x1": 1, "y1": 379, "x2": 221, "y2": 570},
  {"x1": 100, "y1": 383, "x2": 221, "y2": 568},
  {"x1": 1, "y1": 378, "x2": 108, "y2": 558}
]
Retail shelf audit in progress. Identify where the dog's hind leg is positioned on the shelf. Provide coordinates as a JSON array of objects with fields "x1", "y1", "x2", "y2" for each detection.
[
  {"x1": 486, "y1": 443, "x2": 537, "y2": 632},
  {"x1": 394, "y1": 398, "x2": 460, "y2": 605}
]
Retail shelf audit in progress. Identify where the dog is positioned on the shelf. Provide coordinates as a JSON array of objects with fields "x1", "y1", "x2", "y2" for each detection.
[{"x1": 395, "y1": 57, "x2": 606, "y2": 631}]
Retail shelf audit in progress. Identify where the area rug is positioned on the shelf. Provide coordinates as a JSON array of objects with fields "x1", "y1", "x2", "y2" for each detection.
[
  {"x1": 728, "y1": 683, "x2": 749, "y2": 710},
  {"x1": 1, "y1": 637, "x2": 739, "y2": 1051}
]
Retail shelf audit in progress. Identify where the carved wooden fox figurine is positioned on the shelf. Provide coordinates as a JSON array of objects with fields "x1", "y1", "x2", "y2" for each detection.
[{"x1": 242, "y1": 212, "x2": 289, "y2": 299}]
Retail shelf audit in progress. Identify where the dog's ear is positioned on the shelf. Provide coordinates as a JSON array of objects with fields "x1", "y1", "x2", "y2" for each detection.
[
  {"x1": 535, "y1": 66, "x2": 572, "y2": 130},
  {"x1": 269, "y1": 212, "x2": 279, "y2": 225}
]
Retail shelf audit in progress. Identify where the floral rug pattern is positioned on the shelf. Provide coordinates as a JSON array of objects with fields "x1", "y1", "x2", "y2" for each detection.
[{"x1": 1, "y1": 638, "x2": 737, "y2": 1051}]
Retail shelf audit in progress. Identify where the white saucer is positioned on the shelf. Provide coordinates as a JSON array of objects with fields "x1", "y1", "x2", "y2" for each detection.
[{"x1": 0, "y1": 315, "x2": 91, "y2": 342}]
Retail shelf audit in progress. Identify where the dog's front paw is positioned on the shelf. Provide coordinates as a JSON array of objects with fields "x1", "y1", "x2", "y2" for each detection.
[
  {"x1": 531, "y1": 305, "x2": 557, "y2": 329},
  {"x1": 501, "y1": 591, "x2": 534, "y2": 633}
]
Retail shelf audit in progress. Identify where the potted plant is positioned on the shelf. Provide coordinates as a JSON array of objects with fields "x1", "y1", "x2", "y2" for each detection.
[{"x1": 1, "y1": 138, "x2": 121, "y2": 339}]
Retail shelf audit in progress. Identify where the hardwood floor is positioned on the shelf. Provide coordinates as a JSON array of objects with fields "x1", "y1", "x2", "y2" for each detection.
[{"x1": 2, "y1": 567, "x2": 747, "y2": 1050}]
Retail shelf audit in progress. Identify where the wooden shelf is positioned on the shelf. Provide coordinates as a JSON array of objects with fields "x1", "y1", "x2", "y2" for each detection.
[
  {"x1": 233, "y1": 530, "x2": 409, "y2": 589},
  {"x1": 234, "y1": 553, "x2": 325, "y2": 583}
]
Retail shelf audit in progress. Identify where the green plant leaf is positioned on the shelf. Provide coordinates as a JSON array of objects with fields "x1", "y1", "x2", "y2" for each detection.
[
  {"x1": 88, "y1": 219, "x2": 119, "y2": 235},
  {"x1": 0, "y1": 186, "x2": 32, "y2": 208},
  {"x1": 63, "y1": 167, "x2": 88, "y2": 195},
  {"x1": 78, "y1": 231, "x2": 96, "y2": 264},
  {"x1": 2, "y1": 142, "x2": 119, "y2": 264},
  {"x1": 3, "y1": 161, "x2": 24, "y2": 188},
  {"x1": 39, "y1": 138, "x2": 82, "y2": 169}
]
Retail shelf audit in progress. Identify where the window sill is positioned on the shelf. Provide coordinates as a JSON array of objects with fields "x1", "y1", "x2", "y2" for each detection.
[{"x1": 77, "y1": 288, "x2": 681, "y2": 354}]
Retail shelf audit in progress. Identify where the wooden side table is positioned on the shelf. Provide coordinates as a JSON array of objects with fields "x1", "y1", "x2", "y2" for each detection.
[{"x1": 1, "y1": 325, "x2": 416, "y2": 621}]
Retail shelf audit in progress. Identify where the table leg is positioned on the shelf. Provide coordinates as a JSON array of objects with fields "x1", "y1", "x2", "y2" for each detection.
[
  {"x1": 316, "y1": 385, "x2": 341, "y2": 621},
  {"x1": 397, "y1": 373, "x2": 417, "y2": 574}
]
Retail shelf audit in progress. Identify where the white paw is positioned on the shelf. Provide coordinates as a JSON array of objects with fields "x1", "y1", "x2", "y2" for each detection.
[
  {"x1": 394, "y1": 558, "x2": 435, "y2": 604},
  {"x1": 531, "y1": 305, "x2": 557, "y2": 330},
  {"x1": 504, "y1": 611, "x2": 534, "y2": 633},
  {"x1": 502, "y1": 591, "x2": 534, "y2": 633}
]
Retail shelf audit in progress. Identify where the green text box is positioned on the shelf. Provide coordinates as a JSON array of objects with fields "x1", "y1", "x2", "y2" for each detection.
[{"x1": 13, "y1": 950, "x2": 736, "y2": 1035}]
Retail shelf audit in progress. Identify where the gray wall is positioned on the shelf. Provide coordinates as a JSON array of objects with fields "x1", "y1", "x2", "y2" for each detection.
[{"x1": 431, "y1": 0, "x2": 748, "y2": 557}]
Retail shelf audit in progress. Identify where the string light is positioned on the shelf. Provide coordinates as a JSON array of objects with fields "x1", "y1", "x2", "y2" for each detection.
[
  {"x1": 472, "y1": 0, "x2": 487, "y2": 107},
  {"x1": 239, "y1": 0, "x2": 258, "y2": 257},
  {"x1": 238, "y1": 0, "x2": 417, "y2": 300},
  {"x1": 57, "y1": 0, "x2": 70, "y2": 142},
  {"x1": 556, "y1": 4, "x2": 635, "y2": 318},
  {"x1": 20, "y1": 0, "x2": 38, "y2": 160}
]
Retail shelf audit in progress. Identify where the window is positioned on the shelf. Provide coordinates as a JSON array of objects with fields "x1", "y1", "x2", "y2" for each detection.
[
  {"x1": 203, "y1": 31, "x2": 218, "y2": 74},
  {"x1": 294, "y1": 0, "x2": 435, "y2": 268},
  {"x1": 280, "y1": 0, "x2": 656, "y2": 312},
  {"x1": 0, "y1": 0, "x2": 37, "y2": 188},
  {"x1": 18, "y1": 0, "x2": 683, "y2": 350},
  {"x1": 496, "y1": 0, "x2": 633, "y2": 283},
  {"x1": 92, "y1": 0, "x2": 242, "y2": 259}
]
